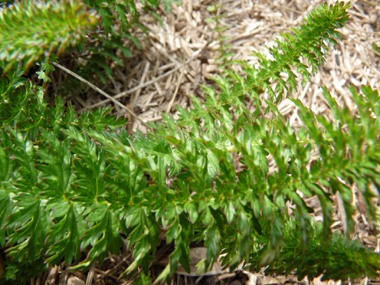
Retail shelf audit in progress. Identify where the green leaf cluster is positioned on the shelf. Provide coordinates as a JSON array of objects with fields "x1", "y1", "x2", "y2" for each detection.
[
  {"x1": 1, "y1": 1, "x2": 380, "y2": 283},
  {"x1": 236, "y1": 1, "x2": 350, "y2": 103},
  {"x1": 0, "y1": 0, "x2": 179, "y2": 83},
  {"x1": 0, "y1": 1, "x2": 98, "y2": 72},
  {"x1": 0, "y1": 64, "x2": 128, "y2": 268},
  {"x1": 253, "y1": 219, "x2": 380, "y2": 281}
]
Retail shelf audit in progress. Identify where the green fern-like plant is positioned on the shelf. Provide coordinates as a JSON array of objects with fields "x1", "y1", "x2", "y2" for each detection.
[
  {"x1": 0, "y1": 1, "x2": 98, "y2": 72},
  {"x1": 1, "y1": 1, "x2": 380, "y2": 283},
  {"x1": 0, "y1": 0, "x2": 178, "y2": 82},
  {"x1": 206, "y1": 1, "x2": 235, "y2": 70}
]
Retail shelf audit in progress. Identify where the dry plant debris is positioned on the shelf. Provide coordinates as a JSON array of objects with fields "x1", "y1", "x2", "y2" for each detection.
[{"x1": 36, "y1": 0, "x2": 380, "y2": 284}]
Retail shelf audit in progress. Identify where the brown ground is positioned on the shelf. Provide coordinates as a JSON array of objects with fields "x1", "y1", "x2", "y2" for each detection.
[{"x1": 34, "y1": 0, "x2": 380, "y2": 284}]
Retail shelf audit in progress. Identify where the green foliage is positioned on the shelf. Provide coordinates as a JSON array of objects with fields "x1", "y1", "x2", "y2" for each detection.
[
  {"x1": 0, "y1": 64, "x2": 127, "y2": 265},
  {"x1": 252, "y1": 219, "x2": 380, "y2": 281},
  {"x1": 237, "y1": 1, "x2": 350, "y2": 103},
  {"x1": 80, "y1": 0, "x2": 150, "y2": 83},
  {"x1": 206, "y1": 2, "x2": 235, "y2": 69},
  {"x1": 69, "y1": 0, "x2": 179, "y2": 83},
  {"x1": 0, "y1": 1, "x2": 98, "y2": 72},
  {"x1": 3, "y1": 258, "x2": 46, "y2": 282},
  {"x1": 1, "y1": 1, "x2": 380, "y2": 283},
  {"x1": 0, "y1": 0, "x2": 179, "y2": 83}
]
